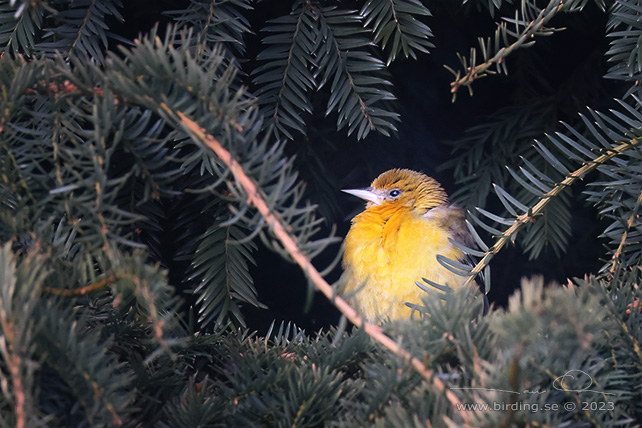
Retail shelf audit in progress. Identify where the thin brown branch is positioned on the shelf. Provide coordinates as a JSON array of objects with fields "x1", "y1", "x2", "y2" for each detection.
[
  {"x1": 2, "y1": 338, "x2": 26, "y2": 428},
  {"x1": 615, "y1": 311, "x2": 642, "y2": 363},
  {"x1": 163, "y1": 103, "x2": 471, "y2": 424},
  {"x1": 610, "y1": 190, "x2": 642, "y2": 274},
  {"x1": 43, "y1": 272, "x2": 170, "y2": 353},
  {"x1": 449, "y1": 0, "x2": 564, "y2": 101},
  {"x1": 464, "y1": 136, "x2": 642, "y2": 288},
  {"x1": 133, "y1": 275, "x2": 170, "y2": 352},
  {"x1": 42, "y1": 274, "x2": 117, "y2": 296},
  {"x1": 0, "y1": 300, "x2": 25, "y2": 428}
]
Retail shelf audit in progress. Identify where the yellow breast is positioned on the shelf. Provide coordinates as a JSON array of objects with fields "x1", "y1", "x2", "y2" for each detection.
[{"x1": 342, "y1": 204, "x2": 465, "y2": 321}]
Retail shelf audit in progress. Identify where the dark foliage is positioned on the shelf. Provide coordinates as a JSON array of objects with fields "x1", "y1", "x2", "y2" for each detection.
[{"x1": 1, "y1": 0, "x2": 642, "y2": 426}]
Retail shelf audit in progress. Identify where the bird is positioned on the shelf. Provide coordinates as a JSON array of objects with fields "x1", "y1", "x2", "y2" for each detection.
[{"x1": 341, "y1": 168, "x2": 488, "y2": 322}]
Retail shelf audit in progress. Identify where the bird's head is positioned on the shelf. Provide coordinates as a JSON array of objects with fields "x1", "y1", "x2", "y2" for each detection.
[{"x1": 342, "y1": 168, "x2": 448, "y2": 214}]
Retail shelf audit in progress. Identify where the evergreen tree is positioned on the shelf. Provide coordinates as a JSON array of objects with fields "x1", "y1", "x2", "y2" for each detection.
[{"x1": 1, "y1": 0, "x2": 641, "y2": 426}]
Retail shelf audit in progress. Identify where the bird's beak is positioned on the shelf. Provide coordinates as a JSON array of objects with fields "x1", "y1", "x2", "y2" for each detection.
[{"x1": 341, "y1": 187, "x2": 384, "y2": 206}]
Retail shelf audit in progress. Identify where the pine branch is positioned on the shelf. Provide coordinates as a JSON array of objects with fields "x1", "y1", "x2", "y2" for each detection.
[
  {"x1": 464, "y1": 135, "x2": 642, "y2": 287},
  {"x1": 253, "y1": 3, "x2": 399, "y2": 140},
  {"x1": 42, "y1": 273, "x2": 116, "y2": 296},
  {"x1": 518, "y1": 185, "x2": 572, "y2": 259},
  {"x1": 252, "y1": 1, "x2": 317, "y2": 139},
  {"x1": 37, "y1": 0, "x2": 125, "y2": 64},
  {"x1": 446, "y1": 0, "x2": 599, "y2": 101},
  {"x1": 38, "y1": 304, "x2": 133, "y2": 425},
  {"x1": 605, "y1": 0, "x2": 642, "y2": 97},
  {"x1": 317, "y1": 6, "x2": 398, "y2": 140},
  {"x1": 586, "y1": 153, "x2": 642, "y2": 274},
  {"x1": 189, "y1": 212, "x2": 263, "y2": 328},
  {"x1": 167, "y1": 0, "x2": 252, "y2": 59},
  {"x1": 159, "y1": 377, "x2": 226, "y2": 427},
  {"x1": 0, "y1": 1, "x2": 48, "y2": 56},
  {"x1": 609, "y1": 189, "x2": 642, "y2": 275},
  {"x1": 360, "y1": 0, "x2": 434, "y2": 66},
  {"x1": 0, "y1": 243, "x2": 45, "y2": 428}
]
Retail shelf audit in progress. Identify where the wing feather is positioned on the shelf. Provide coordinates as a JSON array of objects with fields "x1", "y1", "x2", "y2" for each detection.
[{"x1": 423, "y1": 205, "x2": 489, "y2": 314}]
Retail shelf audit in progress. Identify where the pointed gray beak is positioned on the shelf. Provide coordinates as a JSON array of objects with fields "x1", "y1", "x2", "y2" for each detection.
[{"x1": 341, "y1": 187, "x2": 383, "y2": 205}]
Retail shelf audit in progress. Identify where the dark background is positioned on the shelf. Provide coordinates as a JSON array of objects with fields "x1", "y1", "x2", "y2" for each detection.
[{"x1": 115, "y1": 1, "x2": 615, "y2": 333}]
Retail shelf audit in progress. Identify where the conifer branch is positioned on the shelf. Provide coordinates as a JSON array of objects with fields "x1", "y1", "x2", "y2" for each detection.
[
  {"x1": 610, "y1": 190, "x2": 642, "y2": 275},
  {"x1": 447, "y1": 0, "x2": 567, "y2": 101},
  {"x1": 614, "y1": 309, "x2": 642, "y2": 363},
  {"x1": 464, "y1": 136, "x2": 642, "y2": 287},
  {"x1": 42, "y1": 274, "x2": 117, "y2": 296},
  {"x1": 165, "y1": 105, "x2": 471, "y2": 424},
  {"x1": 0, "y1": 327, "x2": 26, "y2": 428},
  {"x1": 0, "y1": 246, "x2": 30, "y2": 428}
]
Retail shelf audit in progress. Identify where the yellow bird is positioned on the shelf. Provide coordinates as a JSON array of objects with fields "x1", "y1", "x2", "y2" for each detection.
[{"x1": 341, "y1": 168, "x2": 488, "y2": 322}]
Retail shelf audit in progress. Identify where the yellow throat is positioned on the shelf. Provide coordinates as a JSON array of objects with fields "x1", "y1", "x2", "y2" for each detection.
[{"x1": 341, "y1": 169, "x2": 467, "y2": 322}]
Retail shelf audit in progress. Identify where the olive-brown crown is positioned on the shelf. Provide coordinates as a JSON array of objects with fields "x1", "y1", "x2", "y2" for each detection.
[{"x1": 371, "y1": 169, "x2": 448, "y2": 213}]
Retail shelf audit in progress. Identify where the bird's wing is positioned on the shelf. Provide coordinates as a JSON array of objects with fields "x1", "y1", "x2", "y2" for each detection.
[{"x1": 423, "y1": 205, "x2": 489, "y2": 315}]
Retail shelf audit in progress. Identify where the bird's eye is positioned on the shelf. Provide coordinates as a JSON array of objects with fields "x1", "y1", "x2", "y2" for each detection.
[{"x1": 389, "y1": 189, "x2": 401, "y2": 198}]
